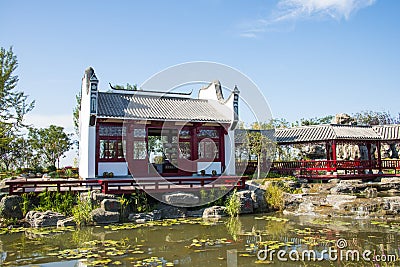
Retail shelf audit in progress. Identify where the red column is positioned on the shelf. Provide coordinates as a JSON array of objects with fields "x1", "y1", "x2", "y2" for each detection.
[
  {"x1": 332, "y1": 140, "x2": 337, "y2": 172},
  {"x1": 377, "y1": 141, "x2": 383, "y2": 173},
  {"x1": 367, "y1": 143, "x2": 373, "y2": 174}
]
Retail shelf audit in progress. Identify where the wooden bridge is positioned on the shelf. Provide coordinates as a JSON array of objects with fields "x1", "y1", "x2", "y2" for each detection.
[{"x1": 5, "y1": 176, "x2": 247, "y2": 195}]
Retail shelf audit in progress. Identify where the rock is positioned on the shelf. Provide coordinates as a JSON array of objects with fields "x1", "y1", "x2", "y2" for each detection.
[
  {"x1": 57, "y1": 217, "x2": 76, "y2": 227},
  {"x1": 332, "y1": 113, "x2": 355, "y2": 125},
  {"x1": 202, "y1": 206, "x2": 227, "y2": 218},
  {"x1": 236, "y1": 190, "x2": 254, "y2": 214},
  {"x1": 128, "y1": 210, "x2": 162, "y2": 223},
  {"x1": 0, "y1": 195, "x2": 23, "y2": 219},
  {"x1": 187, "y1": 208, "x2": 205, "y2": 217},
  {"x1": 381, "y1": 177, "x2": 400, "y2": 184},
  {"x1": 158, "y1": 204, "x2": 187, "y2": 219},
  {"x1": 297, "y1": 201, "x2": 316, "y2": 215},
  {"x1": 80, "y1": 191, "x2": 116, "y2": 206},
  {"x1": 283, "y1": 193, "x2": 303, "y2": 212},
  {"x1": 162, "y1": 192, "x2": 199, "y2": 206},
  {"x1": 251, "y1": 188, "x2": 268, "y2": 212},
  {"x1": 326, "y1": 195, "x2": 357, "y2": 209},
  {"x1": 328, "y1": 179, "x2": 340, "y2": 184},
  {"x1": 90, "y1": 208, "x2": 120, "y2": 224},
  {"x1": 300, "y1": 145, "x2": 326, "y2": 160},
  {"x1": 25, "y1": 210, "x2": 66, "y2": 227},
  {"x1": 330, "y1": 180, "x2": 367, "y2": 194},
  {"x1": 364, "y1": 187, "x2": 378, "y2": 198},
  {"x1": 101, "y1": 199, "x2": 121, "y2": 212}
]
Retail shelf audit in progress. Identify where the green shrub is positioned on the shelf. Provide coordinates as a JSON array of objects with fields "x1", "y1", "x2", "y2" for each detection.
[
  {"x1": 46, "y1": 165, "x2": 57, "y2": 172},
  {"x1": 36, "y1": 191, "x2": 76, "y2": 215},
  {"x1": 265, "y1": 183, "x2": 285, "y2": 211},
  {"x1": 225, "y1": 189, "x2": 241, "y2": 217},
  {"x1": 72, "y1": 192, "x2": 94, "y2": 227}
]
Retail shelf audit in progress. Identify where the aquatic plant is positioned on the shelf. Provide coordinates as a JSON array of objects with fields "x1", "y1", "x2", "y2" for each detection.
[
  {"x1": 225, "y1": 189, "x2": 240, "y2": 217},
  {"x1": 36, "y1": 191, "x2": 76, "y2": 215},
  {"x1": 225, "y1": 216, "x2": 242, "y2": 241},
  {"x1": 72, "y1": 192, "x2": 94, "y2": 226}
]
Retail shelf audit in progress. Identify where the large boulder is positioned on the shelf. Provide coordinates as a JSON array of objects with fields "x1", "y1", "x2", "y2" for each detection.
[
  {"x1": 57, "y1": 217, "x2": 77, "y2": 227},
  {"x1": 101, "y1": 199, "x2": 121, "y2": 212},
  {"x1": 330, "y1": 180, "x2": 368, "y2": 194},
  {"x1": 80, "y1": 191, "x2": 116, "y2": 206},
  {"x1": 90, "y1": 208, "x2": 120, "y2": 224},
  {"x1": 0, "y1": 195, "x2": 23, "y2": 219},
  {"x1": 325, "y1": 195, "x2": 357, "y2": 210},
  {"x1": 158, "y1": 204, "x2": 187, "y2": 219},
  {"x1": 236, "y1": 190, "x2": 254, "y2": 214},
  {"x1": 202, "y1": 206, "x2": 227, "y2": 218},
  {"x1": 25, "y1": 210, "x2": 66, "y2": 227},
  {"x1": 162, "y1": 192, "x2": 199, "y2": 206},
  {"x1": 128, "y1": 210, "x2": 162, "y2": 223}
]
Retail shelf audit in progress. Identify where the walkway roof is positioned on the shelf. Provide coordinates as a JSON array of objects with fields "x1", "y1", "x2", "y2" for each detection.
[{"x1": 235, "y1": 124, "x2": 400, "y2": 145}]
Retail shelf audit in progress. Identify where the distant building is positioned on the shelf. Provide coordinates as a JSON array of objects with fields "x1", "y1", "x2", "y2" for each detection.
[{"x1": 78, "y1": 67, "x2": 239, "y2": 179}]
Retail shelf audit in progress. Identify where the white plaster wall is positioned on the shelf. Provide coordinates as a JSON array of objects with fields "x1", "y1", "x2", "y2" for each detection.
[
  {"x1": 79, "y1": 70, "x2": 97, "y2": 179},
  {"x1": 98, "y1": 162, "x2": 128, "y2": 177},
  {"x1": 198, "y1": 82, "x2": 219, "y2": 101},
  {"x1": 224, "y1": 130, "x2": 236, "y2": 175},
  {"x1": 197, "y1": 162, "x2": 222, "y2": 175}
]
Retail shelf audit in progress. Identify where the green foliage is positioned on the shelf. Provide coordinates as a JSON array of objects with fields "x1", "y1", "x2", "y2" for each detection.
[
  {"x1": 36, "y1": 191, "x2": 76, "y2": 216},
  {"x1": 293, "y1": 115, "x2": 334, "y2": 126},
  {"x1": 225, "y1": 216, "x2": 242, "y2": 241},
  {"x1": 353, "y1": 110, "x2": 400, "y2": 125},
  {"x1": 118, "y1": 191, "x2": 150, "y2": 214},
  {"x1": 73, "y1": 92, "x2": 81, "y2": 138},
  {"x1": 113, "y1": 83, "x2": 138, "y2": 91},
  {"x1": 0, "y1": 46, "x2": 35, "y2": 125},
  {"x1": 28, "y1": 125, "x2": 72, "y2": 168},
  {"x1": 20, "y1": 193, "x2": 32, "y2": 216},
  {"x1": 72, "y1": 193, "x2": 94, "y2": 227},
  {"x1": 265, "y1": 183, "x2": 285, "y2": 211},
  {"x1": 225, "y1": 189, "x2": 241, "y2": 217}
]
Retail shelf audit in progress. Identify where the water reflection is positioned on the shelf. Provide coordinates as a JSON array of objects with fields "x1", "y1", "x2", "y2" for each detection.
[{"x1": 0, "y1": 215, "x2": 398, "y2": 266}]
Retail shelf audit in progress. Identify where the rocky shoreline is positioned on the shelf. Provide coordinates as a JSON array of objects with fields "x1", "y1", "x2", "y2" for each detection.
[{"x1": 0, "y1": 177, "x2": 400, "y2": 228}]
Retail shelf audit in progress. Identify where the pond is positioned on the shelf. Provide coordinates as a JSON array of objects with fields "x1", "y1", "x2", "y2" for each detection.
[{"x1": 0, "y1": 214, "x2": 399, "y2": 266}]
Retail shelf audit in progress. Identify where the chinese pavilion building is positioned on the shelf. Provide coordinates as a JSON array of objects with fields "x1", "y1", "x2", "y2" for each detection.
[{"x1": 79, "y1": 67, "x2": 239, "y2": 179}]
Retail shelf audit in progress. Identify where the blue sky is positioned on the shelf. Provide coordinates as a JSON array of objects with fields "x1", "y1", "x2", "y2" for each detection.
[{"x1": 1, "y1": 0, "x2": 399, "y2": 165}]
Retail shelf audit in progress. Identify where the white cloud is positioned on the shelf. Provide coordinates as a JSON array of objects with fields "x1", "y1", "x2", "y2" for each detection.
[
  {"x1": 274, "y1": 0, "x2": 376, "y2": 22},
  {"x1": 239, "y1": 0, "x2": 376, "y2": 38}
]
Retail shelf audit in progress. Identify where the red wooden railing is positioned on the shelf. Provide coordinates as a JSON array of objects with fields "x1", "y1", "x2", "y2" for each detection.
[
  {"x1": 5, "y1": 179, "x2": 100, "y2": 195},
  {"x1": 5, "y1": 176, "x2": 247, "y2": 195},
  {"x1": 98, "y1": 176, "x2": 246, "y2": 194},
  {"x1": 270, "y1": 159, "x2": 400, "y2": 175}
]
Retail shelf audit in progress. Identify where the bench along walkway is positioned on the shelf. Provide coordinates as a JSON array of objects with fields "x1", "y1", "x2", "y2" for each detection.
[{"x1": 5, "y1": 176, "x2": 247, "y2": 195}]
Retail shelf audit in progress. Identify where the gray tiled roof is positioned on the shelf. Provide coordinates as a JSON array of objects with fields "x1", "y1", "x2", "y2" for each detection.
[
  {"x1": 275, "y1": 124, "x2": 381, "y2": 144},
  {"x1": 236, "y1": 124, "x2": 400, "y2": 145},
  {"x1": 97, "y1": 92, "x2": 231, "y2": 122},
  {"x1": 373, "y1": 125, "x2": 400, "y2": 141}
]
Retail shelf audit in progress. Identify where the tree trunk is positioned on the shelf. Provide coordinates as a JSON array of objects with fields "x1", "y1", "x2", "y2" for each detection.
[{"x1": 257, "y1": 154, "x2": 261, "y2": 179}]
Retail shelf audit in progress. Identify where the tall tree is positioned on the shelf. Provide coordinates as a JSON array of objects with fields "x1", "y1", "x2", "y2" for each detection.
[
  {"x1": 73, "y1": 92, "x2": 81, "y2": 137},
  {"x1": 28, "y1": 125, "x2": 72, "y2": 169},
  {"x1": 246, "y1": 130, "x2": 275, "y2": 179},
  {"x1": 353, "y1": 110, "x2": 399, "y2": 125},
  {"x1": 0, "y1": 47, "x2": 35, "y2": 126}
]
